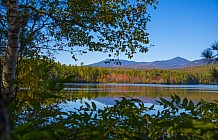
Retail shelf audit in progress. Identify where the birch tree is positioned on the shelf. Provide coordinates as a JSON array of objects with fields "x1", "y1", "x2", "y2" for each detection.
[{"x1": 0, "y1": 0, "x2": 20, "y2": 138}]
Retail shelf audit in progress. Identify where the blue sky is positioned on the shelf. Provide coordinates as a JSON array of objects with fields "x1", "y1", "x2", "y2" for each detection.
[{"x1": 56, "y1": 0, "x2": 218, "y2": 65}]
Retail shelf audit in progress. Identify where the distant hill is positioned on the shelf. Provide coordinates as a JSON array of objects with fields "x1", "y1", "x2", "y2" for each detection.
[
  {"x1": 93, "y1": 97, "x2": 158, "y2": 105},
  {"x1": 89, "y1": 57, "x2": 209, "y2": 69}
]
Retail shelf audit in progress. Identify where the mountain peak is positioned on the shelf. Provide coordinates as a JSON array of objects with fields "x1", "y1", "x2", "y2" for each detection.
[
  {"x1": 89, "y1": 57, "x2": 206, "y2": 69},
  {"x1": 168, "y1": 57, "x2": 190, "y2": 63},
  {"x1": 171, "y1": 56, "x2": 189, "y2": 60}
]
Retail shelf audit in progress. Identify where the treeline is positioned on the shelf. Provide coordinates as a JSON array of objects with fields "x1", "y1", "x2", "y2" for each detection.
[{"x1": 49, "y1": 62, "x2": 218, "y2": 84}]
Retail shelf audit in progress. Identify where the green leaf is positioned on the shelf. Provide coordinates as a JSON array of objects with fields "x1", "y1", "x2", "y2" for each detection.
[
  {"x1": 85, "y1": 102, "x2": 91, "y2": 109},
  {"x1": 188, "y1": 100, "x2": 194, "y2": 110},
  {"x1": 149, "y1": 104, "x2": 155, "y2": 110},
  {"x1": 92, "y1": 101, "x2": 97, "y2": 110},
  {"x1": 175, "y1": 94, "x2": 181, "y2": 103},
  {"x1": 171, "y1": 94, "x2": 175, "y2": 100},
  {"x1": 156, "y1": 100, "x2": 163, "y2": 105},
  {"x1": 182, "y1": 97, "x2": 188, "y2": 107},
  {"x1": 160, "y1": 97, "x2": 170, "y2": 108},
  {"x1": 157, "y1": 110, "x2": 160, "y2": 117},
  {"x1": 167, "y1": 126, "x2": 173, "y2": 133}
]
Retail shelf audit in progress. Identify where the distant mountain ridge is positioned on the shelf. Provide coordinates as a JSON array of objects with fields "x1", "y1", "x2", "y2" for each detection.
[{"x1": 89, "y1": 57, "x2": 209, "y2": 69}]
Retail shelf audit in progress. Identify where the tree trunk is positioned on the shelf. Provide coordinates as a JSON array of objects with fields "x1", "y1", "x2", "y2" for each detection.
[
  {"x1": 2, "y1": 0, "x2": 20, "y2": 102},
  {"x1": 0, "y1": 91, "x2": 10, "y2": 140},
  {"x1": 0, "y1": 0, "x2": 20, "y2": 139}
]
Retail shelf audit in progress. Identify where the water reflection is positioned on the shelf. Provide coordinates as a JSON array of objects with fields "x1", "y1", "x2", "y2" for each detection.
[
  {"x1": 60, "y1": 97, "x2": 164, "y2": 115},
  {"x1": 64, "y1": 83, "x2": 218, "y2": 103},
  {"x1": 59, "y1": 84, "x2": 218, "y2": 115}
]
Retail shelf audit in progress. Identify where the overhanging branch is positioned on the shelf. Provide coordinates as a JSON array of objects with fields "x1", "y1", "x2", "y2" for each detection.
[{"x1": 19, "y1": 4, "x2": 90, "y2": 29}]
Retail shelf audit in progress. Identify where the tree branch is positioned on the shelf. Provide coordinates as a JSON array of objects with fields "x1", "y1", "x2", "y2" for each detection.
[{"x1": 19, "y1": 4, "x2": 90, "y2": 29}]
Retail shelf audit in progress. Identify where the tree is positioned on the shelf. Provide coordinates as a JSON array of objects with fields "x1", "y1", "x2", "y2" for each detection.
[
  {"x1": 0, "y1": 0, "x2": 158, "y2": 138},
  {"x1": 202, "y1": 41, "x2": 218, "y2": 84},
  {"x1": 202, "y1": 41, "x2": 218, "y2": 62},
  {"x1": 0, "y1": 0, "x2": 20, "y2": 139},
  {"x1": 1, "y1": 0, "x2": 158, "y2": 100}
]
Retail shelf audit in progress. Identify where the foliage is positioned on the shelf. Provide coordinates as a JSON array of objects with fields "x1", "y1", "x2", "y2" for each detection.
[
  {"x1": 202, "y1": 41, "x2": 218, "y2": 61},
  {"x1": 201, "y1": 41, "x2": 218, "y2": 84},
  {"x1": 48, "y1": 62, "x2": 218, "y2": 84},
  {"x1": 11, "y1": 94, "x2": 218, "y2": 140},
  {"x1": 0, "y1": 0, "x2": 158, "y2": 60}
]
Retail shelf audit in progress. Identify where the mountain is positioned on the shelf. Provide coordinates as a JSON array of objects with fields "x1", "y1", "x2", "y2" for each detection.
[
  {"x1": 89, "y1": 57, "x2": 208, "y2": 69},
  {"x1": 93, "y1": 97, "x2": 158, "y2": 105},
  {"x1": 186, "y1": 59, "x2": 210, "y2": 67},
  {"x1": 146, "y1": 57, "x2": 190, "y2": 69}
]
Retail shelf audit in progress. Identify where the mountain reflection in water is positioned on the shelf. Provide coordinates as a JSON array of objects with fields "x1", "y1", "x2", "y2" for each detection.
[{"x1": 63, "y1": 83, "x2": 218, "y2": 107}]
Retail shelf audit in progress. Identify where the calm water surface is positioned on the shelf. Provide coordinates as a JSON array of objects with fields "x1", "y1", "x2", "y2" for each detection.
[{"x1": 62, "y1": 83, "x2": 218, "y2": 110}]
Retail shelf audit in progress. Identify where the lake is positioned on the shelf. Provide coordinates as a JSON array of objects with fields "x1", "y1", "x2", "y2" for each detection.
[{"x1": 62, "y1": 83, "x2": 218, "y2": 111}]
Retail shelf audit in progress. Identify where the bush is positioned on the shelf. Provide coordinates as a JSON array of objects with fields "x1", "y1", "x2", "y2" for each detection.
[{"x1": 11, "y1": 95, "x2": 218, "y2": 140}]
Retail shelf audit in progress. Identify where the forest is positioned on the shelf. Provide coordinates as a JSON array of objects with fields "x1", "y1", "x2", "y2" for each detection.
[{"x1": 46, "y1": 61, "x2": 218, "y2": 85}]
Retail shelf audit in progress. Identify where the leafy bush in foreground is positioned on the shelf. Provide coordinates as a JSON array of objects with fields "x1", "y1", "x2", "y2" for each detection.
[{"x1": 11, "y1": 94, "x2": 217, "y2": 140}]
